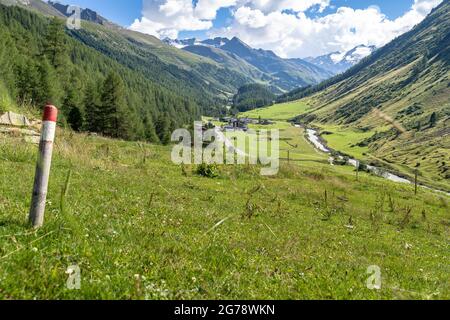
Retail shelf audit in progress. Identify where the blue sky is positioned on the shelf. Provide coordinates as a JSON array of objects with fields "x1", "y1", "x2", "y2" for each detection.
[
  {"x1": 51, "y1": 0, "x2": 440, "y2": 58},
  {"x1": 53, "y1": 0, "x2": 415, "y2": 29}
]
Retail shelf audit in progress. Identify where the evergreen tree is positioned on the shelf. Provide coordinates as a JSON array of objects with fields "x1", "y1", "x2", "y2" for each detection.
[
  {"x1": 99, "y1": 72, "x2": 128, "y2": 138},
  {"x1": 43, "y1": 17, "x2": 68, "y2": 70},
  {"x1": 143, "y1": 113, "x2": 159, "y2": 143},
  {"x1": 429, "y1": 112, "x2": 437, "y2": 128},
  {"x1": 125, "y1": 107, "x2": 144, "y2": 141},
  {"x1": 67, "y1": 105, "x2": 84, "y2": 131},
  {"x1": 156, "y1": 113, "x2": 171, "y2": 145},
  {"x1": 15, "y1": 59, "x2": 39, "y2": 105},
  {"x1": 84, "y1": 82, "x2": 101, "y2": 132},
  {"x1": 34, "y1": 59, "x2": 58, "y2": 107},
  {"x1": 64, "y1": 88, "x2": 84, "y2": 131}
]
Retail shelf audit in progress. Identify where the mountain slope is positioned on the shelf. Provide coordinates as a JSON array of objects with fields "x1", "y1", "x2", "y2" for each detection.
[
  {"x1": 182, "y1": 45, "x2": 267, "y2": 85},
  {"x1": 165, "y1": 36, "x2": 333, "y2": 92},
  {"x1": 0, "y1": 0, "x2": 65, "y2": 17},
  {"x1": 286, "y1": 1, "x2": 450, "y2": 190},
  {"x1": 220, "y1": 37, "x2": 331, "y2": 91}
]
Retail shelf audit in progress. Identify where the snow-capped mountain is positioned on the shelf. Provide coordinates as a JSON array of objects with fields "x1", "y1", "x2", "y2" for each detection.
[
  {"x1": 163, "y1": 37, "x2": 231, "y2": 49},
  {"x1": 200, "y1": 37, "x2": 230, "y2": 48},
  {"x1": 162, "y1": 38, "x2": 201, "y2": 48},
  {"x1": 305, "y1": 45, "x2": 377, "y2": 75}
]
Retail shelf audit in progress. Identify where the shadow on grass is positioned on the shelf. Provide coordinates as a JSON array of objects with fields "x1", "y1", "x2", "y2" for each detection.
[{"x1": 0, "y1": 218, "x2": 29, "y2": 229}]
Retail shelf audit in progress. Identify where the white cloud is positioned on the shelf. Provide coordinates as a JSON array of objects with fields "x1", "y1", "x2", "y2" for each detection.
[
  {"x1": 240, "y1": 0, "x2": 330, "y2": 13},
  {"x1": 130, "y1": 0, "x2": 329, "y2": 39},
  {"x1": 213, "y1": 0, "x2": 443, "y2": 57},
  {"x1": 195, "y1": 0, "x2": 238, "y2": 20},
  {"x1": 130, "y1": 0, "x2": 443, "y2": 58},
  {"x1": 129, "y1": 0, "x2": 213, "y2": 39}
]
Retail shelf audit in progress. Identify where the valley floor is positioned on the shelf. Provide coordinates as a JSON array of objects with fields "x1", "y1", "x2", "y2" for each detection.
[
  {"x1": 241, "y1": 101, "x2": 450, "y2": 193},
  {"x1": 0, "y1": 126, "x2": 449, "y2": 299}
]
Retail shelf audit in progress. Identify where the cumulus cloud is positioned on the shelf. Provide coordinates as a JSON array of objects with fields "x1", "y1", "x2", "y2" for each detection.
[
  {"x1": 130, "y1": 0, "x2": 329, "y2": 39},
  {"x1": 129, "y1": 0, "x2": 443, "y2": 58},
  {"x1": 129, "y1": 0, "x2": 214, "y2": 39},
  {"x1": 195, "y1": 0, "x2": 238, "y2": 20}
]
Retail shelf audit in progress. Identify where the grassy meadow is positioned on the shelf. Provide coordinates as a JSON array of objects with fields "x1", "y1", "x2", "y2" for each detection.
[
  {"x1": 238, "y1": 97, "x2": 449, "y2": 193},
  {"x1": 313, "y1": 125, "x2": 389, "y2": 160},
  {"x1": 241, "y1": 100, "x2": 312, "y2": 120},
  {"x1": 0, "y1": 125, "x2": 449, "y2": 300}
]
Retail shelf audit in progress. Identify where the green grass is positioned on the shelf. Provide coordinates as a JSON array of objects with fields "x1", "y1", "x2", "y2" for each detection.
[
  {"x1": 0, "y1": 81, "x2": 15, "y2": 113},
  {"x1": 314, "y1": 125, "x2": 387, "y2": 160},
  {"x1": 241, "y1": 100, "x2": 311, "y2": 121},
  {"x1": 0, "y1": 128, "x2": 449, "y2": 300},
  {"x1": 310, "y1": 123, "x2": 450, "y2": 192}
]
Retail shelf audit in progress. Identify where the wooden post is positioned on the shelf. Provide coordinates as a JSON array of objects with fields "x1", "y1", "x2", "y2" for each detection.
[
  {"x1": 287, "y1": 150, "x2": 290, "y2": 164},
  {"x1": 414, "y1": 170, "x2": 418, "y2": 195},
  {"x1": 29, "y1": 105, "x2": 58, "y2": 228}
]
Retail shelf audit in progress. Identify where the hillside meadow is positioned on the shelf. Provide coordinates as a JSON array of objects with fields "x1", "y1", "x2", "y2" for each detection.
[
  {"x1": 0, "y1": 126, "x2": 448, "y2": 299},
  {"x1": 241, "y1": 100, "x2": 312, "y2": 121}
]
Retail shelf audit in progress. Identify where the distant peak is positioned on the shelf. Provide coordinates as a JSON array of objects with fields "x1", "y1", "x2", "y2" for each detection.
[
  {"x1": 230, "y1": 37, "x2": 244, "y2": 43},
  {"x1": 48, "y1": 1, "x2": 108, "y2": 25},
  {"x1": 227, "y1": 37, "x2": 252, "y2": 48}
]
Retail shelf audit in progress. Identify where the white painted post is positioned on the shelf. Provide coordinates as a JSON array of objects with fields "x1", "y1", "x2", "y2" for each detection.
[{"x1": 29, "y1": 105, "x2": 58, "y2": 228}]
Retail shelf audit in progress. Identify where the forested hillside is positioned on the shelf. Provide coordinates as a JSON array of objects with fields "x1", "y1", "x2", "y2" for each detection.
[
  {"x1": 0, "y1": 4, "x2": 200, "y2": 143},
  {"x1": 46, "y1": 0, "x2": 272, "y2": 105},
  {"x1": 233, "y1": 84, "x2": 276, "y2": 112},
  {"x1": 0, "y1": 0, "x2": 266, "y2": 117}
]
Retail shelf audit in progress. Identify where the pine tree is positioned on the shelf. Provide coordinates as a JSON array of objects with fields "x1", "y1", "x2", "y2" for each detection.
[
  {"x1": 99, "y1": 72, "x2": 128, "y2": 138},
  {"x1": 34, "y1": 59, "x2": 58, "y2": 107},
  {"x1": 143, "y1": 113, "x2": 159, "y2": 143},
  {"x1": 125, "y1": 107, "x2": 144, "y2": 141},
  {"x1": 83, "y1": 82, "x2": 102, "y2": 133},
  {"x1": 15, "y1": 59, "x2": 39, "y2": 105},
  {"x1": 156, "y1": 113, "x2": 171, "y2": 145},
  {"x1": 43, "y1": 17, "x2": 68, "y2": 70},
  {"x1": 64, "y1": 88, "x2": 84, "y2": 131},
  {"x1": 67, "y1": 105, "x2": 84, "y2": 131},
  {"x1": 429, "y1": 112, "x2": 437, "y2": 128}
]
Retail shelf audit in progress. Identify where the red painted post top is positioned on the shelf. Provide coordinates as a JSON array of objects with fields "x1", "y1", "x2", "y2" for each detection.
[{"x1": 43, "y1": 105, "x2": 58, "y2": 122}]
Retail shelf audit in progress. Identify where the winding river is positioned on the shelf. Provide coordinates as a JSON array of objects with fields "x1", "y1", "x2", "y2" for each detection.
[{"x1": 305, "y1": 128, "x2": 449, "y2": 196}]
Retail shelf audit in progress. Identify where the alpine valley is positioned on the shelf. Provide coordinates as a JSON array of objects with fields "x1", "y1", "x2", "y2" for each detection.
[{"x1": 0, "y1": 0, "x2": 449, "y2": 301}]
